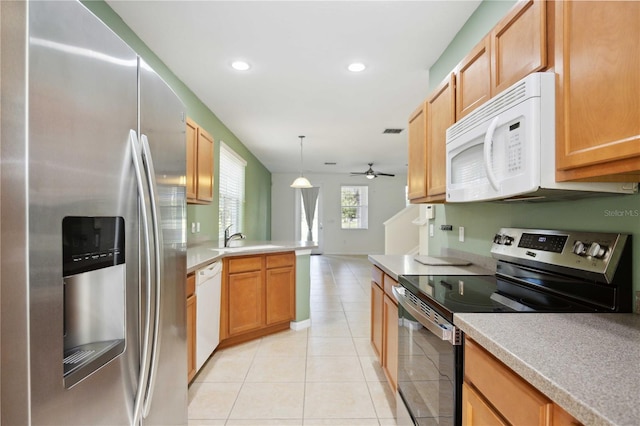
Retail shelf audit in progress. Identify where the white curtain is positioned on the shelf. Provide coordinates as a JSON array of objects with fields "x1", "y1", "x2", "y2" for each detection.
[{"x1": 301, "y1": 187, "x2": 319, "y2": 241}]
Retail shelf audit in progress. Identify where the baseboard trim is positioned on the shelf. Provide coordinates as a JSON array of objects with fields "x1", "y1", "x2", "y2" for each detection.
[{"x1": 290, "y1": 319, "x2": 311, "y2": 331}]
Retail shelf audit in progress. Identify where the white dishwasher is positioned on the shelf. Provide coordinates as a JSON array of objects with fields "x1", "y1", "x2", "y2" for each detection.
[{"x1": 195, "y1": 261, "x2": 222, "y2": 372}]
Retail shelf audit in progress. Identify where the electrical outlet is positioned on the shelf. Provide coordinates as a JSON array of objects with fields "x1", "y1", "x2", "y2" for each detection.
[
  {"x1": 191, "y1": 222, "x2": 196, "y2": 233},
  {"x1": 429, "y1": 223, "x2": 434, "y2": 237},
  {"x1": 196, "y1": 222, "x2": 201, "y2": 232},
  {"x1": 459, "y1": 226, "x2": 465, "y2": 242}
]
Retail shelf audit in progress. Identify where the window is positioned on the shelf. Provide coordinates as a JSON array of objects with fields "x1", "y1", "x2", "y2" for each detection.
[
  {"x1": 341, "y1": 185, "x2": 368, "y2": 229},
  {"x1": 218, "y1": 142, "x2": 247, "y2": 240}
]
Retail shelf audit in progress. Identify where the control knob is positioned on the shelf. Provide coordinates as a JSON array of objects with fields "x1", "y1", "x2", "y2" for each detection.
[
  {"x1": 493, "y1": 234, "x2": 514, "y2": 245},
  {"x1": 587, "y1": 242, "x2": 607, "y2": 259},
  {"x1": 572, "y1": 241, "x2": 586, "y2": 256}
]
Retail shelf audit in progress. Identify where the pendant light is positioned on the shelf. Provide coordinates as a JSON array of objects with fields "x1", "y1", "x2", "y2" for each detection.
[{"x1": 290, "y1": 135, "x2": 312, "y2": 188}]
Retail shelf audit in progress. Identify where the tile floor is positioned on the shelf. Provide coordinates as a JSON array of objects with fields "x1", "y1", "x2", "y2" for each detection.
[{"x1": 188, "y1": 255, "x2": 399, "y2": 425}]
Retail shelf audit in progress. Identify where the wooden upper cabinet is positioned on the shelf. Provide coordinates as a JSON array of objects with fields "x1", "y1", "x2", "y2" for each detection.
[
  {"x1": 186, "y1": 117, "x2": 214, "y2": 204},
  {"x1": 186, "y1": 119, "x2": 198, "y2": 201},
  {"x1": 407, "y1": 103, "x2": 427, "y2": 201},
  {"x1": 491, "y1": 0, "x2": 547, "y2": 95},
  {"x1": 455, "y1": 35, "x2": 491, "y2": 119},
  {"x1": 554, "y1": 0, "x2": 640, "y2": 181},
  {"x1": 196, "y1": 126, "x2": 214, "y2": 202},
  {"x1": 426, "y1": 73, "x2": 455, "y2": 201}
]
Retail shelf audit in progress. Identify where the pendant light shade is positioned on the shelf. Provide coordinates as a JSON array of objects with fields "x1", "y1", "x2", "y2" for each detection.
[
  {"x1": 290, "y1": 176, "x2": 312, "y2": 188},
  {"x1": 290, "y1": 135, "x2": 313, "y2": 188}
]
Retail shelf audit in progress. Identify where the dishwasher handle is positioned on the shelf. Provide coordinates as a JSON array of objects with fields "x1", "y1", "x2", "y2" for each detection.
[
  {"x1": 197, "y1": 261, "x2": 222, "y2": 283},
  {"x1": 392, "y1": 285, "x2": 460, "y2": 346}
]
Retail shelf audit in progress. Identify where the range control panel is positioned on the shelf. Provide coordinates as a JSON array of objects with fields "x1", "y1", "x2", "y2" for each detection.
[{"x1": 491, "y1": 227, "x2": 628, "y2": 280}]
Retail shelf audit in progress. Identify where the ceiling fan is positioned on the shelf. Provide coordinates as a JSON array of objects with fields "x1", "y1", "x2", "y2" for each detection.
[{"x1": 350, "y1": 163, "x2": 395, "y2": 180}]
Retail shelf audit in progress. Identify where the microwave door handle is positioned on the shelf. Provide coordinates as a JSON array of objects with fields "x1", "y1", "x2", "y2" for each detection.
[{"x1": 483, "y1": 115, "x2": 500, "y2": 191}]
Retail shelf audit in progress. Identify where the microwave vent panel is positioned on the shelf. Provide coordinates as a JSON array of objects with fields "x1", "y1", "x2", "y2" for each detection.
[{"x1": 447, "y1": 78, "x2": 532, "y2": 141}]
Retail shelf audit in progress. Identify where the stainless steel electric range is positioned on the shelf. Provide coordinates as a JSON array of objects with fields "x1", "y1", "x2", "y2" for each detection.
[{"x1": 394, "y1": 228, "x2": 633, "y2": 426}]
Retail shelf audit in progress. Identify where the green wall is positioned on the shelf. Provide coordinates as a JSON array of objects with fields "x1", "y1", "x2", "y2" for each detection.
[
  {"x1": 427, "y1": 0, "x2": 640, "y2": 308},
  {"x1": 82, "y1": 1, "x2": 272, "y2": 244}
]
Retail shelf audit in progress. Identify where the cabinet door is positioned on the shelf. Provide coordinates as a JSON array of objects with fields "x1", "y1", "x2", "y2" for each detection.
[
  {"x1": 555, "y1": 0, "x2": 640, "y2": 181},
  {"x1": 552, "y1": 404, "x2": 582, "y2": 426},
  {"x1": 186, "y1": 118, "x2": 198, "y2": 201},
  {"x1": 426, "y1": 73, "x2": 455, "y2": 200},
  {"x1": 462, "y1": 383, "x2": 508, "y2": 426},
  {"x1": 186, "y1": 273, "x2": 195, "y2": 298},
  {"x1": 491, "y1": 0, "x2": 547, "y2": 95},
  {"x1": 186, "y1": 294, "x2": 197, "y2": 382},
  {"x1": 456, "y1": 35, "x2": 491, "y2": 119},
  {"x1": 196, "y1": 126, "x2": 214, "y2": 202},
  {"x1": 370, "y1": 281, "x2": 384, "y2": 360},
  {"x1": 407, "y1": 103, "x2": 427, "y2": 201},
  {"x1": 228, "y1": 271, "x2": 263, "y2": 336},
  {"x1": 265, "y1": 266, "x2": 295, "y2": 325},
  {"x1": 382, "y1": 294, "x2": 398, "y2": 391},
  {"x1": 465, "y1": 338, "x2": 552, "y2": 426}
]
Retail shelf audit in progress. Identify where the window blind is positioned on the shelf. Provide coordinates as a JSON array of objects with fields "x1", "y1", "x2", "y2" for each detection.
[{"x1": 218, "y1": 142, "x2": 247, "y2": 240}]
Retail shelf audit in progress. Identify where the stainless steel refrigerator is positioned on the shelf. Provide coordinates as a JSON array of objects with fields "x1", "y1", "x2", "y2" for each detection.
[{"x1": 1, "y1": 1, "x2": 188, "y2": 424}]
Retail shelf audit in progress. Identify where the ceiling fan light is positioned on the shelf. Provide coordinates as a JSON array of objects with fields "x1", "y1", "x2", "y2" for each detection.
[
  {"x1": 366, "y1": 174, "x2": 375, "y2": 180},
  {"x1": 290, "y1": 176, "x2": 313, "y2": 188}
]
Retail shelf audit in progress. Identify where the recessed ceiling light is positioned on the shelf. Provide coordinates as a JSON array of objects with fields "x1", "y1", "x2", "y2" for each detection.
[
  {"x1": 231, "y1": 60, "x2": 250, "y2": 71},
  {"x1": 348, "y1": 62, "x2": 366, "y2": 73}
]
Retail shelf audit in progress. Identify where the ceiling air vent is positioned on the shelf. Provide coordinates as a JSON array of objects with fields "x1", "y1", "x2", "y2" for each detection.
[{"x1": 383, "y1": 128, "x2": 403, "y2": 134}]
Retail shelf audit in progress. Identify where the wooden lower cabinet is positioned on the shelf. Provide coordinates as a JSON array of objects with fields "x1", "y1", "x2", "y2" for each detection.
[
  {"x1": 370, "y1": 279, "x2": 384, "y2": 359},
  {"x1": 186, "y1": 273, "x2": 196, "y2": 383},
  {"x1": 462, "y1": 383, "x2": 507, "y2": 426},
  {"x1": 266, "y1": 265, "x2": 295, "y2": 325},
  {"x1": 228, "y1": 270, "x2": 263, "y2": 335},
  {"x1": 382, "y1": 293, "x2": 398, "y2": 391},
  {"x1": 464, "y1": 338, "x2": 582, "y2": 426},
  {"x1": 220, "y1": 252, "x2": 295, "y2": 347},
  {"x1": 370, "y1": 265, "x2": 398, "y2": 391}
]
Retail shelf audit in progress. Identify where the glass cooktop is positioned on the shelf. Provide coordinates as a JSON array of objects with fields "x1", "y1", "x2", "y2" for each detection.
[{"x1": 398, "y1": 274, "x2": 601, "y2": 322}]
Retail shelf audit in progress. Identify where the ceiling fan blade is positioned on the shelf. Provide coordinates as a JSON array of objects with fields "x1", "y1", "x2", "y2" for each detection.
[
  {"x1": 350, "y1": 172, "x2": 367, "y2": 175},
  {"x1": 376, "y1": 172, "x2": 395, "y2": 177}
]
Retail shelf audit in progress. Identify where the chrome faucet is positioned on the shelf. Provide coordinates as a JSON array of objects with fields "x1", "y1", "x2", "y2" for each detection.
[{"x1": 224, "y1": 224, "x2": 246, "y2": 247}]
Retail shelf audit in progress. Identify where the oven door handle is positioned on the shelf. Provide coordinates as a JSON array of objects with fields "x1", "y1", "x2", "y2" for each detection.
[{"x1": 392, "y1": 286, "x2": 460, "y2": 345}]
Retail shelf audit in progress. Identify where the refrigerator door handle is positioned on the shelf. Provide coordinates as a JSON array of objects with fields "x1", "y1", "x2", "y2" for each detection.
[
  {"x1": 129, "y1": 129, "x2": 155, "y2": 426},
  {"x1": 140, "y1": 134, "x2": 164, "y2": 418}
]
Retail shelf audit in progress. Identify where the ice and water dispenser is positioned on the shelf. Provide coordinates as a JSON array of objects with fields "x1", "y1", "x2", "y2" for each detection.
[{"x1": 62, "y1": 216, "x2": 126, "y2": 387}]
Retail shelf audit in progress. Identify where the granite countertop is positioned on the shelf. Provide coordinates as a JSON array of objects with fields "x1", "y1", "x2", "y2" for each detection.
[
  {"x1": 368, "y1": 253, "x2": 494, "y2": 280},
  {"x1": 455, "y1": 313, "x2": 640, "y2": 426},
  {"x1": 188, "y1": 240, "x2": 316, "y2": 273}
]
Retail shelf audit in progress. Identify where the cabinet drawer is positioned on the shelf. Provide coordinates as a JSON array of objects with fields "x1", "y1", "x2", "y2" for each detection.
[
  {"x1": 227, "y1": 255, "x2": 263, "y2": 273},
  {"x1": 372, "y1": 266, "x2": 383, "y2": 287},
  {"x1": 462, "y1": 383, "x2": 507, "y2": 426},
  {"x1": 266, "y1": 252, "x2": 295, "y2": 269},
  {"x1": 464, "y1": 338, "x2": 552, "y2": 426},
  {"x1": 186, "y1": 273, "x2": 196, "y2": 298},
  {"x1": 383, "y1": 274, "x2": 398, "y2": 302}
]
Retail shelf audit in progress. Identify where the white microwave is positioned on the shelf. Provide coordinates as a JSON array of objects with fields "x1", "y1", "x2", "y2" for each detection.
[{"x1": 445, "y1": 72, "x2": 637, "y2": 202}]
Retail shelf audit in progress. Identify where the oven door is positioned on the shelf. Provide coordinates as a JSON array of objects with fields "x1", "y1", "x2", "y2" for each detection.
[{"x1": 393, "y1": 285, "x2": 462, "y2": 426}]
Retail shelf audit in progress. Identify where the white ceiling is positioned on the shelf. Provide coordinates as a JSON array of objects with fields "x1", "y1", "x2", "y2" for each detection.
[{"x1": 107, "y1": 1, "x2": 481, "y2": 177}]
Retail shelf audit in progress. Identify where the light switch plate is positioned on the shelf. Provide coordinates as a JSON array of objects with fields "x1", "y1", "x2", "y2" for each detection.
[{"x1": 459, "y1": 226, "x2": 465, "y2": 242}]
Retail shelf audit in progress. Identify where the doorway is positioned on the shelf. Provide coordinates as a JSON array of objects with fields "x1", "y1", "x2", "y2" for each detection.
[{"x1": 295, "y1": 185, "x2": 323, "y2": 254}]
